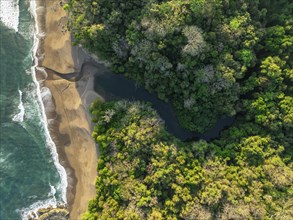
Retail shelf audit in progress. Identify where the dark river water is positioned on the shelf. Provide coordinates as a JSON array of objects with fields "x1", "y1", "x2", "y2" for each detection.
[{"x1": 88, "y1": 63, "x2": 234, "y2": 141}]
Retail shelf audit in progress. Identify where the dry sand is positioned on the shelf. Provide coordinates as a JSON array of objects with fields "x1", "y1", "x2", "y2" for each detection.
[{"x1": 35, "y1": 0, "x2": 99, "y2": 219}]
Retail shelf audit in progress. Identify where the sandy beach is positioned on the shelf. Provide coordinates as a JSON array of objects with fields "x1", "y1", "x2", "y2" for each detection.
[{"x1": 35, "y1": 0, "x2": 99, "y2": 219}]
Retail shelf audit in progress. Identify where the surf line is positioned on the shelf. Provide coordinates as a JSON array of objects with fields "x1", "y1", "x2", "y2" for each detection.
[{"x1": 27, "y1": 0, "x2": 68, "y2": 211}]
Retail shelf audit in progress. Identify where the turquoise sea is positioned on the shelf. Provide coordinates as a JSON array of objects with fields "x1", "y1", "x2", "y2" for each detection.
[{"x1": 0, "y1": 1, "x2": 64, "y2": 219}]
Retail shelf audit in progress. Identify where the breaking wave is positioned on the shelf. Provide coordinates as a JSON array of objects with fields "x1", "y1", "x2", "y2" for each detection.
[
  {"x1": 0, "y1": 0, "x2": 19, "y2": 32},
  {"x1": 12, "y1": 90, "x2": 25, "y2": 123}
]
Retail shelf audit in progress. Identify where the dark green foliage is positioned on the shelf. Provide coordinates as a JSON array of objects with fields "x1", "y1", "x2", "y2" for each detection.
[
  {"x1": 64, "y1": 0, "x2": 253, "y2": 131},
  {"x1": 67, "y1": 0, "x2": 291, "y2": 133},
  {"x1": 67, "y1": 0, "x2": 292, "y2": 132},
  {"x1": 84, "y1": 100, "x2": 292, "y2": 220},
  {"x1": 66, "y1": 1, "x2": 293, "y2": 219}
]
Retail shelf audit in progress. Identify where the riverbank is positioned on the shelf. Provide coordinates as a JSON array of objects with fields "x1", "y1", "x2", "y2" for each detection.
[{"x1": 35, "y1": 0, "x2": 98, "y2": 219}]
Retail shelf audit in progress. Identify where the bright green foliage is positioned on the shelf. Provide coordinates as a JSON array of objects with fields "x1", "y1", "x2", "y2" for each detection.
[
  {"x1": 84, "y1": 100, "x2": 292, "y2": 219},
  {"x1": 66, "y1": 1, "x2": 293, "y2": 219}
]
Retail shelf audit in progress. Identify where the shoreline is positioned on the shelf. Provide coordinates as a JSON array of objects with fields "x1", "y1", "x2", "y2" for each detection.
[{"x1": 33, "y1": 0, "x2": 98, "y2": 219}]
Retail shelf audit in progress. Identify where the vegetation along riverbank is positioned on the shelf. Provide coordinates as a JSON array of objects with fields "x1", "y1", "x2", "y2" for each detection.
[{"x1": 64, "y1": 0, "x2": 292, "y2": 219}]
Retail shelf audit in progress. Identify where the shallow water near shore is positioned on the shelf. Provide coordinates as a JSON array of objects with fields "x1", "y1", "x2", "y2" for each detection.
[{"x1": 0, "y1": 1, "x2": 63, "y2": 219}]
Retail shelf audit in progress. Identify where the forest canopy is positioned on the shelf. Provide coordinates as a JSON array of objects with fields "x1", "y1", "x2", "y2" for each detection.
[
  {"x1": 84, "y1": 100, "x2": 292, "y2": 219},
  {"x1": 66, "y1": 0, "x2": 293, "y2": 132},
  {"x1": 65, "y1": 0, "x2": 293, "y2": 219}
]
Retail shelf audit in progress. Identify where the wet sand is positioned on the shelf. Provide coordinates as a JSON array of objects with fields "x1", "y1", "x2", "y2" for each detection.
[{"x1": 35, "y1": 0, "x2": 98, "y2": 219}]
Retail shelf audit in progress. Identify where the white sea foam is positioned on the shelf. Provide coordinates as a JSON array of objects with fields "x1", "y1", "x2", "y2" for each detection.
[
  {"x1": 12, "y1": 90, "x2": 25, "y2": 123},
  {"x1": 18, "y1": 21, "x2": 34, "y2": 40},
  {"x1": 40, "y1": 87, "x2": 56, "y2": 115},
  {"x1": 35, "y1": 66, "x2": 48, "y2": 80},
  {"x1": 30, "y1": 0, "x2": 67, "y2": 203},
  {"x1": 48, "y1": 185, "x2": 57, "y2": 197},
  {"x1": 0, "y1": 0, "x2": 19, "y2": 32},
  {"x1": 19, "y1": 1, "x2": 68, "y2": 219},
  {"x1": 18, "y1": 197, "x2": 57, "y2": 220},
  {"x1": 37, "y1": 31, "x2": 46, "y2": 38},
  {"x1": 41, "y1": 87, "x2": 52, "y2": 100},
  {"x1": 36, "y1": 66, "x2": 46, "y2": 72},
  {"x1": 0, "y1": 152, "x2": 12, "y2": 166},
  {"x1": 47, "y1": 118, "x2": 55, "y2": 126}
]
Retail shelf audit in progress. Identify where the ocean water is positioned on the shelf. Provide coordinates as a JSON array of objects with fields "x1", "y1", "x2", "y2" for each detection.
[{"x1": 0, "y1": 0, "x2": 65, "y2": 219}]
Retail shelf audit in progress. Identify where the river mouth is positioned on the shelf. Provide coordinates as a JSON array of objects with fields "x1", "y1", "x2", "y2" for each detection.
[
  {"x1": 89, "y1": 63, "x2": 234, "y2": 141},
  {"x1": 43, "y1": 59, "x2": 233, "y2": 141}
]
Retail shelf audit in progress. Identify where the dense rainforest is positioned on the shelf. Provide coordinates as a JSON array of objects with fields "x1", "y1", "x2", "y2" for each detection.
[
  {"x1": 65, "y1": 0, "x2": 293, "y2": 219},
  {"x1": 85, "y1": 100, "x2": 293, "y2": 219}
]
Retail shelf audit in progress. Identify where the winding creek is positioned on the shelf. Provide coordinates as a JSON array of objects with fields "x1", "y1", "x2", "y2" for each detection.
[{"x1": 44, "y1": 60, "x2": 233, "y2": 141}]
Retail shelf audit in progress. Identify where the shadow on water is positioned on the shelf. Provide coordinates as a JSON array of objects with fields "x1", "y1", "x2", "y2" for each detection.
[
  {"x1": 89, "y1": 63, "x2": 234, "y2": 142},
  {"x1": 44, "y1": 61, "x2": 234, "y2": 141}
]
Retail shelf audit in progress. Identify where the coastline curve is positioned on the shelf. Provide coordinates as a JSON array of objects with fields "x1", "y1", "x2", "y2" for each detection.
[{"x1": 22, "y1": 1, "x2": 69, "y2": 217}]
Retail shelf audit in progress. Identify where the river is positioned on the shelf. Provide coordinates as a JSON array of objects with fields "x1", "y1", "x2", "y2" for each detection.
[{"x1": 83, "y1": 62, "x2": 234, "y2": 141}]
